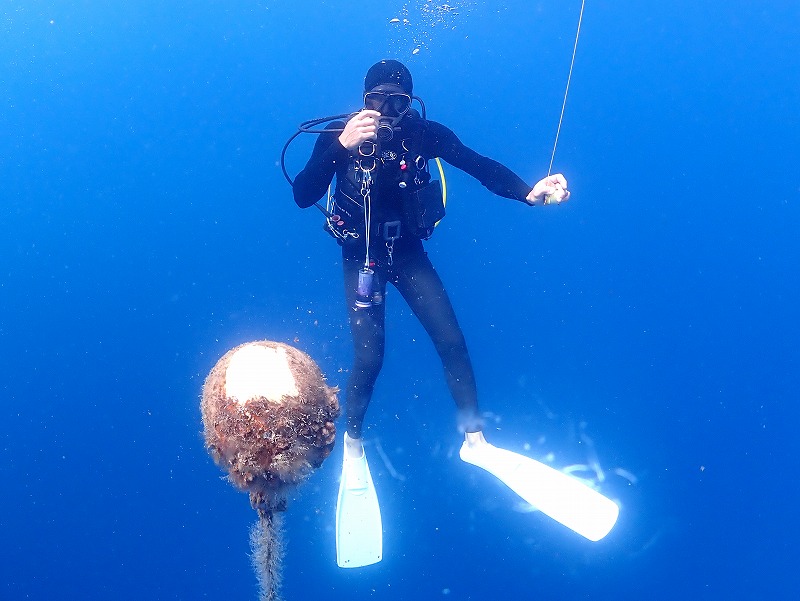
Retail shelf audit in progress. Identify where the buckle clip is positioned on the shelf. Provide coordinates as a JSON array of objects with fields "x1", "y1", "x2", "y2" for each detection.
[{"x1": 382, "y1": 220, "x2": 402, "y2": 242}]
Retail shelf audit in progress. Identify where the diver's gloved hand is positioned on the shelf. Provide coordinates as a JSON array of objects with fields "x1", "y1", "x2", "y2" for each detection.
[
  {"x1": 339, "y1": 110, "x2": 380, "y2": 150},
  {"x1": 527, "y1": 173, "x2": 571, "y2": 206}
]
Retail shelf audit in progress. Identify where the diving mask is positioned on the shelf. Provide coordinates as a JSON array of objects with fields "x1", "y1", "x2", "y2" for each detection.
[
  {"x1": 364, "y1": 86, "x2": 412, "y2": 142},
  {"x1": 364, "y1": 91, "x2": 412, "y2": 116}
]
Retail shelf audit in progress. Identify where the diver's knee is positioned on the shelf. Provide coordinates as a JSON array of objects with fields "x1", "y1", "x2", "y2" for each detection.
[
  {"x1": 436, "y1": 335, "x2": 469, "y2": 360},
  {"x1": 353, "y1": 353, "x2": 384, "y2": 379}
]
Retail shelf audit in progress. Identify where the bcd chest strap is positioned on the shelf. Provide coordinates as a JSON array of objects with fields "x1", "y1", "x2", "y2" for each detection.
[{"x1": 325, "y1": 117, "x2": 445, "y2": 243}]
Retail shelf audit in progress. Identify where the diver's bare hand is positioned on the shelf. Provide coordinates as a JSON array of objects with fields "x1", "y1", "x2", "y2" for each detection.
[
  {"x1": 527, "y1": 174, "x2": 571, "y2": 205},
  {"x1": 338, "y1": 110, "x2": 380, "y2": 150}
]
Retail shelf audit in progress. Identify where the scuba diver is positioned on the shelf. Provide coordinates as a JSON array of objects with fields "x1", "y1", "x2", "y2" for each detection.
[{"x1": 290, "y1": 60, "x2": 573, "y2": 567}]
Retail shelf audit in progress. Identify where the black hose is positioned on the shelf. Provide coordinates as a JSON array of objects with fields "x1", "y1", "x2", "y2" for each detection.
[{"x1": 280, "y1": 113, "x2": 352, "y2": 186}]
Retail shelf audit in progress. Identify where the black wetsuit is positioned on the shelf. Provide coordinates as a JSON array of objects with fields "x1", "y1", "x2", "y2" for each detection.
[{"x1": 293, "y1": 113, "x2": 532, "y2": 437}]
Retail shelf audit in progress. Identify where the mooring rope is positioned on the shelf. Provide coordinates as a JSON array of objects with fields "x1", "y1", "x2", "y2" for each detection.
[{"x1": 548, "y1": 0, "x2": 586, "y2": 177}]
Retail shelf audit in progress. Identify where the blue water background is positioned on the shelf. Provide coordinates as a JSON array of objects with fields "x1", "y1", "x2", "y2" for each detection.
[{"x1": 2, "y1": 1, "x2": 798, "y2": 599}]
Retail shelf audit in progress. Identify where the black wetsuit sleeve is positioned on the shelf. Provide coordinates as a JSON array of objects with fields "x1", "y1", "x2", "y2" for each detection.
[
  {"x1": 425, "y1": 121, "x2": 533, "y2": 202},
  {"x1": 292, "y1": 122, "x2": 350, "y2": 209}
]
